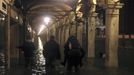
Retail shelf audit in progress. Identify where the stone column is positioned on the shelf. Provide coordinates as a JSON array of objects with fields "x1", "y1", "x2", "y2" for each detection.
[
  {"x1": 77, "y1": 23, "x2": 83, "y2": 46},
  {"x1": 88, "y1": 12, "x2": 97, "y2": 58},
  {"x1": 60, "y1": 26, "x2": 65, "y2": 60},
  {"x1": 58, "y1": 28, "x2": 61, "y2": 44},
  {"x1": 64, "y1": 25, "x2": 69, "y2": 42},
  {"x1": 46, "y1": 28, "x2": 49, "y2": 41},
  {"x1": 61, "y1": 26, "x2": 65, "y2": 47},
  {"x1": 5, "y1": 3, "x2": 11, "y2": 69},
  {"x1": 59, "y1": 27, "x2": 62, "y2": 46},
  {"x1": 53, "y1": 25, "x2": 56, "y2": 37},
  {"x1": 56, "y1": 22, "x2": 59, "y2": 42},
  {"x1": 68, "y1": 23, "x2": 71, "y2": 36},
  {"x1": 105, "y1": 2, "x2": 123, "y2": 67}
]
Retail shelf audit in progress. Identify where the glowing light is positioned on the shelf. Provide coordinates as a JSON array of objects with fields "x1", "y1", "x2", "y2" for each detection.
[
  {"x1": 113, "y1": 0, "x2": 119, "y2": 2},
  {"x1": 93, "y1": 0, "x2": 97, "y2": 4},
  {"x1": 44, "y1": 17, "x2": 50, "y2": 25},
  {"x1": 38, "y1": 25, "x2": 46, "y2": 35},
  {"x1": 1, "y1": 18, "x2": 5, "y2": 20},
  {"x1": 38, "y1": 37, "x2": 43, "y2": 50},
  {"x1": 16, "y1": 16, "x2": 18, "y2": 19},
  {"x1": 76, "y1": 4, "x2": 82, "y2": 12},
  {"x1": 78, "y1": 0, "x2": 81, "y2": 3},
  {"x1": 76, "y1": 12, "x2": 83, "y2": 17},
  {"x1": 27, "y1": 26, "x2": 32, "y2": 32}
]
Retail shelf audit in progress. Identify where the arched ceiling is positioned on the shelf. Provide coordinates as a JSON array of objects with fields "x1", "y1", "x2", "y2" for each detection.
[
  {"x1": 12, "y1": 0, "x2": 79, "y2": 30},
  {"x1": 19, "y1": 0, "x2": 76, "y2": 28},
  {"x1": 27, "y1": 4, "x2": 72, "y2": 20}
]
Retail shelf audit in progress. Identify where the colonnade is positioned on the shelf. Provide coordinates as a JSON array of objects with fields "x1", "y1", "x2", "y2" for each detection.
[
  {"x1": 42, "y1": 0, "x2": 123, "y2": 68},
  {"x1": 3, "y1": 0, "x2": 123, "y2": 69}
]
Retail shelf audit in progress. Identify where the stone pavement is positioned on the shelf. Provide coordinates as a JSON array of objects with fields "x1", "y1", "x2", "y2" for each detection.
[{"x1": 5, "y1": 61, "x2": 134, "y2": 75}]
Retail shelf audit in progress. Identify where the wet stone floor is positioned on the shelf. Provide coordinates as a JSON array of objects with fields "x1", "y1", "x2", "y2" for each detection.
[
  {"x1": 5, "y1": 61, "x2": 134, "y2": 75},
  {"x1": 4, "y1": 37, "x2": 134, "y2": 75}
]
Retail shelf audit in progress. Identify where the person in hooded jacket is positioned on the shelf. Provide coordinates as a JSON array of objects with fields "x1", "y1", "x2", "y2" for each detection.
[{"x1": 63, "y1": 36, "x2": 85, "y2": 72}]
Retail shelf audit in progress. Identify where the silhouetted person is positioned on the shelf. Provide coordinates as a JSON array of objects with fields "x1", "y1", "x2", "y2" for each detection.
[
  {"x1": 43, "y1": 35, "x2": 60, "y2": 69},
  {"x1": 63, "y1": 36, "x2": 85, "y2": 72},
  {"x1": 18, "y1": 39, "x2": 35, "y2": 68}
]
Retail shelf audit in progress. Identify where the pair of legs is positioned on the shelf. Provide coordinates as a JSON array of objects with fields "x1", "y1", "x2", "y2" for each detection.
[
  {"x1": 67, "y1": 56, "x2": 80, "y2": 72},
  {"x1": 67, "y1": 63, "x2": 79, "y2": 72},
  {"x1": 45, "y1": 57, "x2": 55, "y2": 68},
  {"x1": 25, "y1": 57, "x2": 33, "y2": 68}
]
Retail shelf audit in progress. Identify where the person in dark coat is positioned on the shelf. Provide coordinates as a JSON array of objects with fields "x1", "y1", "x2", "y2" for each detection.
[
  {"x1": 18, "y1": 39, "x2": 35, "y2": 68},
  {"x1": 63, "y1": 35, "x2": 85, "y2": 72},
  {"x1": 43, "y1": 35, "x2": 60, "y2": 69}
]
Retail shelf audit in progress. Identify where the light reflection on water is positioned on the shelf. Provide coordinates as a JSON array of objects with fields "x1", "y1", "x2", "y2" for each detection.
[
  {"x1": 32, "y1": 37, "x2": 46, "y2": 75},
  {"x1": 32, "y1": 37, "x2": 65, "y2": 75},
  {"x1": 37, "y1": 37, "x2": 45, "y2": 65}
]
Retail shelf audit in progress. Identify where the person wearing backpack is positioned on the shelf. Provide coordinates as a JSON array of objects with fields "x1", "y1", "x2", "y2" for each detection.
[{"x1": 63, "y1": 36, "x2": 84, "y2": 72}]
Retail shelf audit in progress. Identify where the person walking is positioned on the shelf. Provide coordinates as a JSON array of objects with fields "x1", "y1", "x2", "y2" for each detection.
[
  {"x1": 63, "y1": 36, "x2": 84, "y2": 72},
  {"x1": 18, "y1": 39, "x2": 36, "y2": 68},
  {"x1": 43, "y1": 35, "x2": 60, "y2": 69}
]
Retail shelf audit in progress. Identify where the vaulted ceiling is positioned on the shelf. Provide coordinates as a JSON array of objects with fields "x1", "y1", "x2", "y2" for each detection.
[
  {"x1": 26, "y1": 0, "x2": 74, "y2": 19},
  {"x1": 13, "y1": 0, "x2": 134, "y2": 34},
  {"x1": 14, "y1": 0, "x2": 78, "y2": 28}
]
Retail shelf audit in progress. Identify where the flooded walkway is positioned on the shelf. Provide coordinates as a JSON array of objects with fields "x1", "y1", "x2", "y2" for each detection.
[{"x1": 5, "y1": 37, "x2": 134, "y2": 75}]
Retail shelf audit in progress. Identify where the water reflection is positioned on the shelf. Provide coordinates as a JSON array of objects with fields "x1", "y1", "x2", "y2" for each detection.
[
  {"x1": 0, "y1": 53, "x2": 5, "y2": 75},
  {"x1": 32, "y1": 37, "x2": 65, "y2": 75},
  {"x1": 32, "y1": 37, "x2": 45, "y2": 75}
]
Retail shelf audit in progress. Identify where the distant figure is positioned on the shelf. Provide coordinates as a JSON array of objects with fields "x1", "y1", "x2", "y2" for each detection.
[
  {"x1": 63, "y1": 36, "x2": 85, "y2": 72},
  {"x1": 18, "y1": 39, "x2": 35, "y2": 68},
  {"x1": 43, "y1": 35, "x2": 60, "y2": 69}
]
